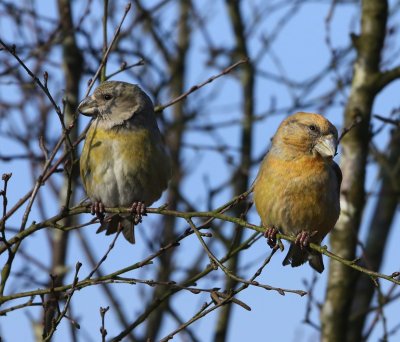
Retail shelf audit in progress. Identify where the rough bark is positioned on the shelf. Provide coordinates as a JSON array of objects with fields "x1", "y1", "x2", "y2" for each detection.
[
  {"x1": 321, "y1": 1, "x2": 388, "y2": 341},
  {"x1": 347, "y1": 126, "x2": 400, "y2": 341}
]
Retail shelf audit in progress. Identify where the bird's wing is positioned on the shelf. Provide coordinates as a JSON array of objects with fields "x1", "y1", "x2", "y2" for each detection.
[{"x1": 332, "y1": 161, "x2": 342, "y2": 195}]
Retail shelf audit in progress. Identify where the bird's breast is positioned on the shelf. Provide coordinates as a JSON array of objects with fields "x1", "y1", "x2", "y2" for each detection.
[
  {"x1": 254, "y1": 155, "x2": 340, "y2": 241},
  {"x1": 80, "y1": 121, "x2": 171, "y2": 207}
]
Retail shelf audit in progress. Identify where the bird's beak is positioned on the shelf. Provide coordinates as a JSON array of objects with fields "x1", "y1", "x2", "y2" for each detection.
[
  {"x1": 314, "y1": 135, "x2": 337, "y2": 158},
  {"x1": 77, "y1": 95, "x2": 98, "y2": 116}
]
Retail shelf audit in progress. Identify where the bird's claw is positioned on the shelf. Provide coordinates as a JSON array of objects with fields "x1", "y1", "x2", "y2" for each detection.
[
  {"x1": 130, "y1": 201, "x2": 146, "y2": 225},
  {"x1": 91, "y1": 201, "x2": 105, "y2": 223},
  {"x1": 295, "y1": 231, "x2": 310, "y2": 249},
  {"x1": 264, "y1": 226, "x2": 278, "y2": 249}
]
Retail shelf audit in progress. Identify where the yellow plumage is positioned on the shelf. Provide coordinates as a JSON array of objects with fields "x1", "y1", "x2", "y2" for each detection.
[
  {"x1": 79, "y1": 81, "x2": 171, "y2": 243},
  {"x1": 80, "y1": 123, "x2": 170, "y2": 207}
]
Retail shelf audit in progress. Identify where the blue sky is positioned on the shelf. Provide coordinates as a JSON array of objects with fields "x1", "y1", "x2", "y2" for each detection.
[{"x1": 1, "y1": 1, "x2": 400, "y2": 341}]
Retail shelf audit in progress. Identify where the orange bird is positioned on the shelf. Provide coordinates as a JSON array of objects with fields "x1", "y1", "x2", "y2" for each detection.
[{"x1": 253, "y1": 112, "x2": 341, "y2": 273}]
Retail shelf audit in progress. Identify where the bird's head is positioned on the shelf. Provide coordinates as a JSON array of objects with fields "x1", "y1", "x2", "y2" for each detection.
[
  {"x1": 78, "y1": 81, "x2": 154, "y2": 128},
  {"x1": 272, "y1": 112, "x2": 339, "y2": 159}
]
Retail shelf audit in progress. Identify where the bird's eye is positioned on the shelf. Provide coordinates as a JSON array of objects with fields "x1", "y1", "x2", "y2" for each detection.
[
  {"x1": 308, "y1": 124, "x2": 317, "y2": 132},
  {"x1": 103, "y1": 94, "x2": 113, "y2": 101}
]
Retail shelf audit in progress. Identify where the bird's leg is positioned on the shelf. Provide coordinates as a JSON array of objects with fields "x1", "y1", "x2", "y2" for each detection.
[
  {"x1": 295, "y1": 230, "x2": 310, "y2": 249},
  {"x1": 130, "y1": 201, "x2": 146, "y2": 225},
  {"x1": 264, "y1": 226, "x2": 278, "y2": 248},
  {"x1": 91, "y1": 201, "x2": 105, "y2": 223}
]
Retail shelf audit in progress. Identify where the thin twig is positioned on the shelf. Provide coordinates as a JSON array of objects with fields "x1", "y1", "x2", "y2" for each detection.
[
  {"x1": 100, "y1": 0, "x2": 109, "y2": 82},
  {"x1": 374, "y1": 114, "x2": 400, "y2": 127},
  {"x1": 43, "y1": 262, "x2": 82, "y2": 342},
  {"x1": 85, "y1": 229, "x2": 121, "y2": 280},
  {"x1": 100, "y1": 306, "x2": 110, "y2": 342},
  {"x1": 105, "y1": 59, "x2": 145, "y2": 80},
  {"x1": 111, "y1": 232, "x2": 261, "y2": 341},
  {"x1": 1, "y1": 193, "x2": 400, "y2": 289},
  {"x1": 338, "y1": 113, "x2": 363, "y2": 143},
  {"x1": 86, "y1": 2, "x2": 131, "y2": 93},
  {"x1": 0, "y1": 173, "x2": 12, "y2": 253},
  {"x1": 155, "y1": 58, "x2": 249, "y2": 112},
  {"x1": 159, "y1": 247, "x2": 279, "y2": 341},
  {"x1": 0, "y1": 296, "x2": 41, "y2": 316},
  {"x1": 187, "y1": 218, "x2": 303, "y2": 296}
]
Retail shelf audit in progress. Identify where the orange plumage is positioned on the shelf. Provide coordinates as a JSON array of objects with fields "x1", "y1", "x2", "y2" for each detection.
[{"x1": 253, "y1": 112, "x2": 341, "y2": 273}]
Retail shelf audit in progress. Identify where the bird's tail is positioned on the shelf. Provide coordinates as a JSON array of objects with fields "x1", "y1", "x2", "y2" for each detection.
[
  {"x1": 282, "y1": 244, "x2": 324, "y2": 273},
  {"x1": 96, "y1": 215, "x2": 135, "y2": 244}
]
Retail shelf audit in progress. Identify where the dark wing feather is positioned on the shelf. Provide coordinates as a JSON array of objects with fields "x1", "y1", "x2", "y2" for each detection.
[{"x1": 332, "y1": 161, "x2": 342, "y2": 195}]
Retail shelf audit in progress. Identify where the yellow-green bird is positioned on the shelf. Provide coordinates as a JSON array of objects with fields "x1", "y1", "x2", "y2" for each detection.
[{"x1": 79, "y1": 81, "x2": 171, "y2": 243}]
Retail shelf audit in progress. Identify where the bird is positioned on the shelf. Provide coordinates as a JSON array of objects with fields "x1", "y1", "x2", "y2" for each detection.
[
  {"x1": 253, "y1": 112, "x2": 341, "y2": 273},
  {"x1": 79, "y1": 81, "x2": 171, "y2": 243}
]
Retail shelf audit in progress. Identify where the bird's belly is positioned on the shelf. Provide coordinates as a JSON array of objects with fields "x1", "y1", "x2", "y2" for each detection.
[
  {"x1": 88, "y1": 155, "x2": 147, "y2": 207},
  {"x1": 87, "y1": 160, "x2": 126, "y2": 207},
  {"x1": 257, "y1": 172, "x2": 339, "y2": 241},
  {"x1": 82, "y1": 129, "x2": 169, "y2": 208}
]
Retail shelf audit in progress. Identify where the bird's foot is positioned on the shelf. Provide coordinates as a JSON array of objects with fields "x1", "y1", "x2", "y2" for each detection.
[
  {"x1": 295, "y1": 231, "x2": 310, "y2": 249},
  {"x1": 264, "y1": 226, "x2": 278, "y2": 248},
  {"x1": 130, "y1": 201, "x2": 146, "y2": 225},
  {"x1": 91, "y1": 201, "x2": 105, "y2": 223}
]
